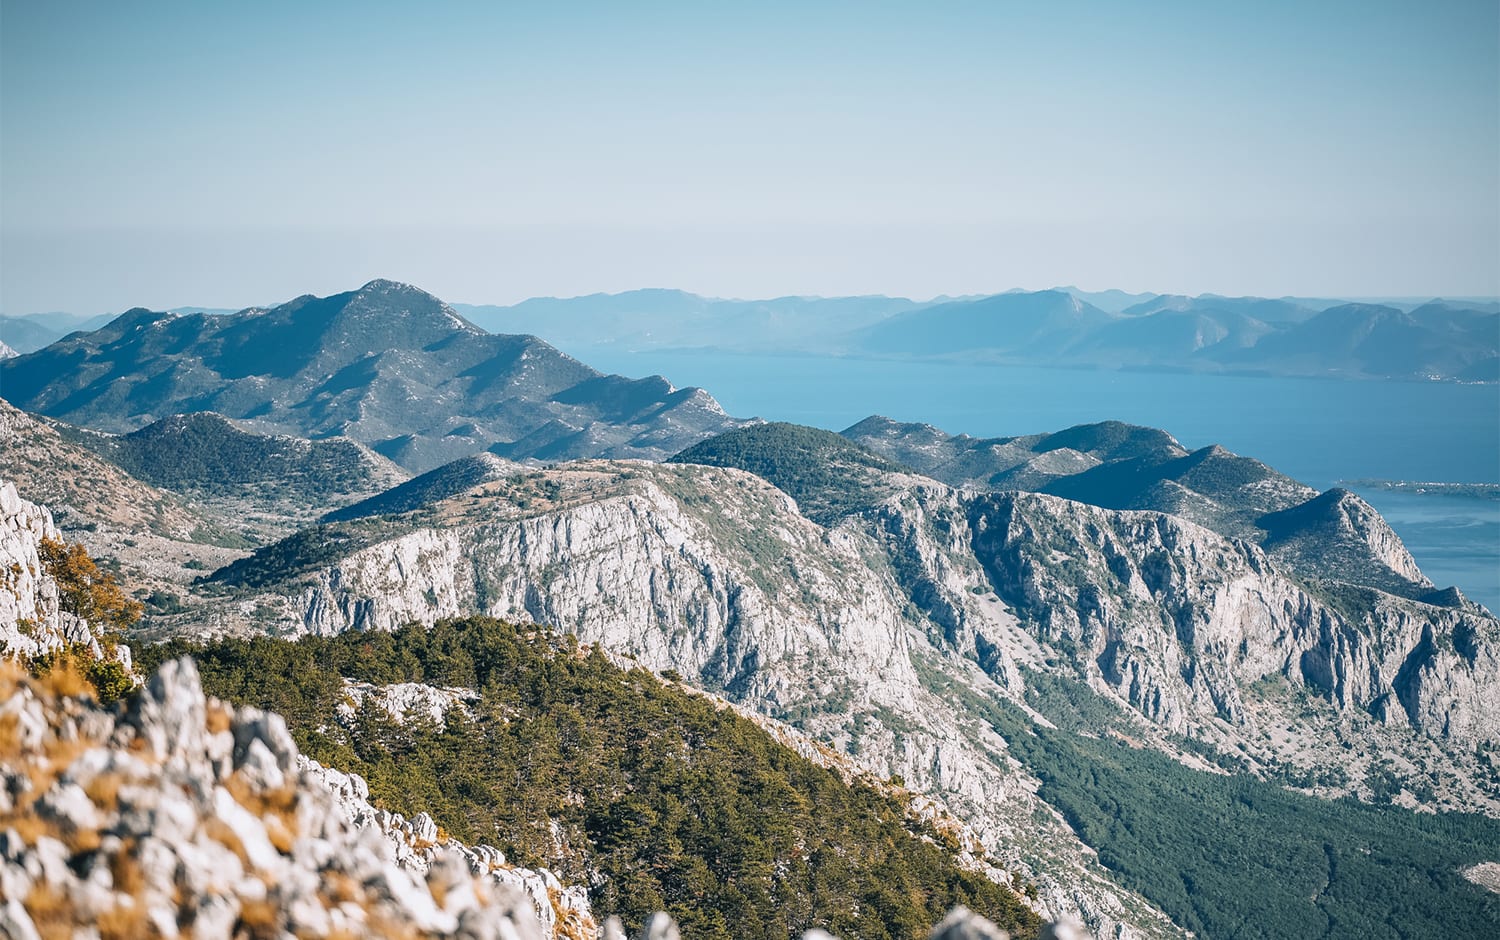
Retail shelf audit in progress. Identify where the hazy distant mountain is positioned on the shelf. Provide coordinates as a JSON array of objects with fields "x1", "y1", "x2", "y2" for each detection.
[
  {"x1": 0, "y1": 279, "x2": 745, "y2": 472},
  {"x1": 845, "y1": 291, "x2": 1497, "y2": 381},
  {"x1": 455, "y1": 290, "x2": 918, "y2": 352},
  {"x1": 0, "y1": 311, "x2": 120, "y2": 352},
  {"x1": 1122, "y1": 294, "x2": 1322, "y2": 323},
  {"x1": 0, "y1": 316, "x2": 65, "y2": 353},
  {"x1": 1205, "y1": 301, "x2": 1500, "y2": 380},
  {"x1": 1052, "y1": 286, "x2": 1159, "y2": 313},
  {"x1": 857, "y1": 290, "x2": 1115, "y2": 358},
  {"x1": 1069, "y1": 307, "x2": 1275, "y2": 360}
]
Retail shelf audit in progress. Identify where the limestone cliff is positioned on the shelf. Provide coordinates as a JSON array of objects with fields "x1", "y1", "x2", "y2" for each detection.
[{"x1": 0, "y1": 481, "x2": 110, "y2": 663}]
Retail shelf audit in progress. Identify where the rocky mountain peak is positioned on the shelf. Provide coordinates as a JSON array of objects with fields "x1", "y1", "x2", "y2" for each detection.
[
  {"x1": 0, "y1": 283, "x2": 746, "y2": 472},
  {"x1": 1258, "y1": 486, "x2": 1432, "y2": 593}
]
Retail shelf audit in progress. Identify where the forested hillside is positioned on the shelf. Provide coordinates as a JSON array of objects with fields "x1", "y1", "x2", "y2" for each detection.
[{"x1": 140, "y1": 617, "x2": 1040, "y2": 940}]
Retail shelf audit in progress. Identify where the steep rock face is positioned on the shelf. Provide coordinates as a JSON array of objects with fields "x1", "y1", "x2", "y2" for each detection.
[
  {"x1": 963, "y1": 491, "x2": 1499, "y2": 744},
  {"x1": 843, "y1": 417, "x2": 1438, "y2": 603},
  {"x1": 0, "y1": 657, "x2": 593, "y2": 939},
  {"x1": 0, "y1": 481, "x2": 92, "y2": 660},
  {"x1": 1258, "y1": 488, "x2": 1433, "y2": 599},
  {"x1": 852, "y1": 482, "x2": 1039, "y2": 691}
]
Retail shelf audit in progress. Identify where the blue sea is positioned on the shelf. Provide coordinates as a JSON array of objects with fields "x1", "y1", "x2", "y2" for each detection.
[{"x1": 572, "y1": 347, "x2": 1500, "y2": 612}]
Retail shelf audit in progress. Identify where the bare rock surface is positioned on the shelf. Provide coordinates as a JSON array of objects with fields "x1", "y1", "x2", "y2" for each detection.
[
  {"x1": 0, "y1": 480, "x2": 98, "y2": 661},
  {"x1": 0, "y1": 656, "x2": 594, "y2": 939}
]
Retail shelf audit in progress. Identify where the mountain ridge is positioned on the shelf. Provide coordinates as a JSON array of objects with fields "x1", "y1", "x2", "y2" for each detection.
[{"x1": 0, "y1": 280, "x2": 747, "y2": 473}]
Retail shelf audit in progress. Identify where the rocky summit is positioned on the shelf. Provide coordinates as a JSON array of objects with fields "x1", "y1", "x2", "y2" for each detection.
[{"x1": 0, "y1": 280, "x2": 747, "y2": 473}]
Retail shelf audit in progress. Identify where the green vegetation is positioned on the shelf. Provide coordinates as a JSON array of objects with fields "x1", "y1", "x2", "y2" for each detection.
[
  {"x1": 670, "y1": 422, "x2": 911, "y2": 525},
  {"x1": 921, "y1": 661, "x2": 1500, "y2": 939},
  {"x1": 23, "y1": 538, "x2": 140, "y2": 706},
  {"x1": 139, "y1": 617, "x2": 1038, "y2": 940},
  {"x1": 322, "y1": 453, "x2": 506, "y2": 522},
  {"x1": 203, "y1": 518, "x2": 416, "y2": 588},
  {"x1": 38, "y1": 537, "x2": 143, "y2": 631},
  {"x1": 65, "y1": 412, "x2": 393, "y2": 505},
  {"x1": 27, "y1": 644, "x2": 135, "y2": 706}
]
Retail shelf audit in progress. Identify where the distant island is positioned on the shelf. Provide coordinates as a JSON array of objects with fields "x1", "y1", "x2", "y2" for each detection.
[{"x1": 1344, "y1": 480, "x2": 1500, "y2": 500}]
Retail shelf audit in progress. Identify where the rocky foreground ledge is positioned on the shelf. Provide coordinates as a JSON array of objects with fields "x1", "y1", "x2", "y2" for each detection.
[{"x1": 0, "y1": 657, "x2": 1079, "y2": 939}]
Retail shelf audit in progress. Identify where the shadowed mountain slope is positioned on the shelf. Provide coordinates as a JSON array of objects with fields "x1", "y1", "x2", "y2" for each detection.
[{"x1": 0, "y1": 279, "x2": 744, "y2": 472}]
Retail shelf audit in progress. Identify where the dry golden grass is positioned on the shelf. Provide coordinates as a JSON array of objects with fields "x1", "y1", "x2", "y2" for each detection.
[
  {"x1": 364, "y1": 910, "x2": 425, "y2": 940},
  {"x1": 1, "y1": 810, "x2": 55, "y2": 846},
  {"x1": 428, "y1": 876, "x2": 448, "y2": 909},
  {"x1": 24, "y1": 882, "x2": 74, "y2": 940},
  {"x1": 206, "y1": 702, "x2": 233, "y2": 734},
  {"x1": 110, "y1": 844, "x2": 146, "y2": 898},
  {"x1": 265, "y1": 814, "x2": 295, "y2": 854},
  {"x1": 85, "y1": 771, "x2": 127, "y2": 811},
  {"x1": 225, "y1": 773, "x2": 301, "y2": 852},
  {"x1": 550, "y1": 884, "x2": 596, "y2": 940},
  {"x1": 0, "y1": 712, "x2": 21, "y2": 761},
  {"x1": 62, "y1": 821, "x2": 102, "y2": 855},
  {"x1": 235, "y1": 896, "x2": 280, "y2": 939},
  {"x1": 96, "y1": 899, "x2": 152, "y2": 940},
  {"x1": 38, "y1": 656, "x2": 94, "y2": 700},
  {"x1": 322, "y1": 871, "x2": 362, "y2": 905},
  {"x1": 0, "y1": 656, "x2": 26, "y2": 700}
]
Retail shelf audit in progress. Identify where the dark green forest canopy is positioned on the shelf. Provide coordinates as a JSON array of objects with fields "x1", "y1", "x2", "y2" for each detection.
[
  {"x1": 669, "y1": 422, "x2": 912, "y2": 524},
  {"x1": 139, "y1": 617, "x2": 1039, "y2": 940},
  {"x1": 915, "y1": 661, "x2": 1500, "y2": 940}
]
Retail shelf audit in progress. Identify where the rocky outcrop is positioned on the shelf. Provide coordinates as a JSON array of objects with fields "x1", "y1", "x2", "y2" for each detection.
[
  {"x1": 338, "y1": 678, "x2": 479, "y2": 726},
  {"x1": 324, "y1": 452, "x2": 525, "y2": 523},
  {"x1": 1258, "y1": 488, "x2": 1434, "y2": 598},
  {"x1": 0, "y1": 656, "x2": 594, "y2": 939},
  {"x1": 0, "y1": 480, "x2": 96, "y2": 661},
  {"x1": 962, "y1": 491, "x2": 1500, "y2": 744}
]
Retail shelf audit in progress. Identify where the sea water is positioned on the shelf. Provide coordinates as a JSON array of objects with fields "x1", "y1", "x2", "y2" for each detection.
[{"x1": 572, "y1": 347, "x2": 1500, "y2": 611}]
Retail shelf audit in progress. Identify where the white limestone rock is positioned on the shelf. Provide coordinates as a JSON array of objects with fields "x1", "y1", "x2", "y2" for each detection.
[{"x1": 0, "y1": 656, "x2": 595, "y2": 939}]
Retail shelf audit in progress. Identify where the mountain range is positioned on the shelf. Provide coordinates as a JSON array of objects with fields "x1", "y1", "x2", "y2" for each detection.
[
  {"x1": 3, "y1": 278, "x2": 1499, "y2": 938},
  {"x1": 12, "y1": 283, "x2": 1494, "y2": 385},
  {"x1": 459, "y1": 287, "x2": 1498, "y2": 382}
]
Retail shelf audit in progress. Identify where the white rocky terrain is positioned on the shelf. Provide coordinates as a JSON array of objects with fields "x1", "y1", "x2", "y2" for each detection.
[
  {"x1": 0, "y1": 654, "x2": 596, "y2": 939},
  {"x1": 0, "y1": 480, "x2": 123, "y2": 665}
]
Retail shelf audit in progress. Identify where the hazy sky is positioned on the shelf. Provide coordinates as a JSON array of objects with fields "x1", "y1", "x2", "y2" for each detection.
[{"x1": 3, "y1": 0, "x2": 1497, "y2": 313}]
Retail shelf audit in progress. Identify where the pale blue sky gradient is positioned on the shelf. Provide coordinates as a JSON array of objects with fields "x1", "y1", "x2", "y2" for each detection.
[{"x1": 2, "y1": 0, "x2": 1496, "y2": 312}]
